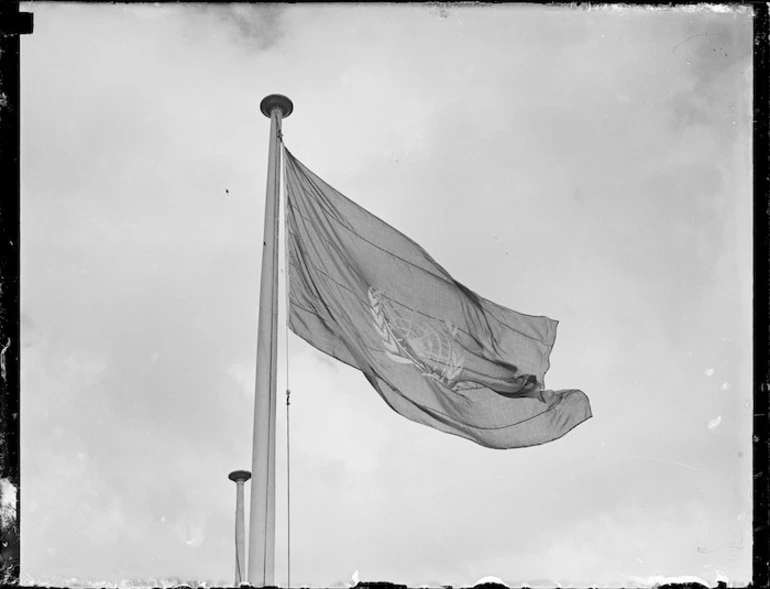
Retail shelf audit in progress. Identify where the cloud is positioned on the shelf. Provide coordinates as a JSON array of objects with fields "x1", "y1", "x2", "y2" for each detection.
[
  {"x1": 84, "y1": 496, "x2": 127, "y2": 545},
  {"x1": 22, "y1": 318, "x2": 108, "y2": 413},
  {"x1": 173, "y1": 509, "x2": 207, "y2": 549},
  {"x1": 226, "y1": 362, "x2": 253, "y2": 398},
  {"x1": 666, "y1": 12, "x2": 752, "y2": 134},
  {"x1": 183, "y1": 4, "x2": 287, "y2": 51}
]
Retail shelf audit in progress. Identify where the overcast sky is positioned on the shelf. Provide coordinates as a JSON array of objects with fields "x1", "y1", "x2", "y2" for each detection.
[{"x1": 19, "y1": 3, "x2": 753, "y2": 588}]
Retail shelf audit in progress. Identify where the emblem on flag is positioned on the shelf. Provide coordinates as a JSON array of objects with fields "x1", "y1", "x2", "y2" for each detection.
[{"x1": 368, "y1": 287, "x2": 466, "y2": 390}]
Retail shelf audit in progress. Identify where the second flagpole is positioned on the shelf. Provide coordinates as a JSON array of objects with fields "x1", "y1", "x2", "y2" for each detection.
[{"x1": 249, "y1": 93, "x2": 293, "y2": 588}]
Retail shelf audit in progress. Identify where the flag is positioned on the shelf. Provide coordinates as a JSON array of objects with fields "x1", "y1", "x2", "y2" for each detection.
[{"x1": 283, "y1": 148, "x2": 591, "y2": 449}]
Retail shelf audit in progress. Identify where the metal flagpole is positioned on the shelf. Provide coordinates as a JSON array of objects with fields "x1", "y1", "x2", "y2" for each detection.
[
  {"x1": 229, "y1": 470, "x2": 252, "y2": 585},
  {"x1": 248, "y1": 93, "x2": 293, "y2": 587}
]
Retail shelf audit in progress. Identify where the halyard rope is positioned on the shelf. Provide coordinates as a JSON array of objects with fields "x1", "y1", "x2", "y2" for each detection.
[{"x1": 281, "y1": 139, "x2": 292, "y2": 589}]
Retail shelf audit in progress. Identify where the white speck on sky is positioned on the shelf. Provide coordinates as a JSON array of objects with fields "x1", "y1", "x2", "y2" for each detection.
[{"x1": 20, "y1": 3, "x2": 752, "y2": 587}]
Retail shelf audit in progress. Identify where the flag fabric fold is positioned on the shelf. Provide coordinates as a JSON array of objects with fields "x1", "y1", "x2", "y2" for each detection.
[{"x1": 283, "y1": 148, "x2": 591, "y2": 449}]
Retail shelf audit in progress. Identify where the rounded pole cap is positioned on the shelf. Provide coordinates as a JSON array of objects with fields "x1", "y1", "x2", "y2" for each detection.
[
  {"x1": 228, "y1": 470, "x2": 252, "y2": 483},
  {"x1": 260, "y1": 94, "x2": 293, "y2": 118}
]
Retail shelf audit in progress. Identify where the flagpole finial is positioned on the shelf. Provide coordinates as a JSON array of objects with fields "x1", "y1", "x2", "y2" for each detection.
[
  {"x1": 260, "y1": 94, "x2": 293, "y2": 118},
  {"x1": 229, "y1": 470, "x2": 252, "y2": 483}
]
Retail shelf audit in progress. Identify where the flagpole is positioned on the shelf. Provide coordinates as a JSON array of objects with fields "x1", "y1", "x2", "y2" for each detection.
[
  {"x1": 249, "y1": 93, "x2": 293, "y2": 588},
  {"x1": 229, "y1": 470, "x2": 251, "y2": 586}
]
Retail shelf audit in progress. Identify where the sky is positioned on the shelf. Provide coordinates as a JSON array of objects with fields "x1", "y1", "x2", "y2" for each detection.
[{"x1": 18, "y1": 3, "x2": 753, "y2": 588}]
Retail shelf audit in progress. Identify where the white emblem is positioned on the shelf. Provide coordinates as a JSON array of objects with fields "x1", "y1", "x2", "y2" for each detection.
[{"x1": 368, "y1": 287, "x2": 465, "y2": 390}]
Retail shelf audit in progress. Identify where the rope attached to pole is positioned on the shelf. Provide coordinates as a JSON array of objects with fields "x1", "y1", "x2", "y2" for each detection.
[
  {"x1": 286, "y1": 387, "x2": 291, "y2": 588},
  {"x1": 281, "y1": 137, "x2": 293, "y2": 589}
]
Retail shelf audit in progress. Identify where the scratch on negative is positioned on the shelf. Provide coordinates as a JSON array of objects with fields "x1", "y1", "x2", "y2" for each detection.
[
  {"x1": 672, "y1": 32, "x2": 710, "y2": 53},
  {"x1": 633, "y1": 456, "x2": 701, "y2": 471},
  {"x1": 0, "y1": 339, "x2": 10, "y2": 383}
]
